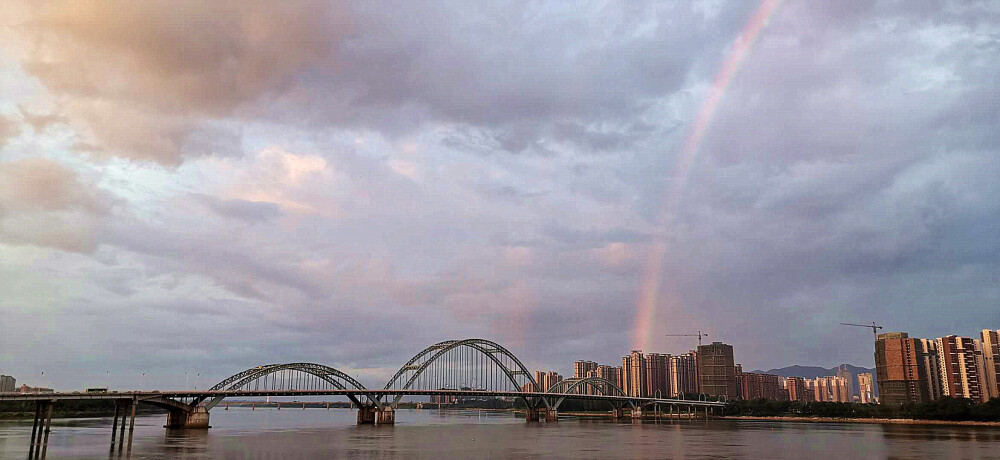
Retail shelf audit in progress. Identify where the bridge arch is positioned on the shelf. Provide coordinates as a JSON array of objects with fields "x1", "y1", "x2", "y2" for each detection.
[
  {"x1": 545, "y1": 377, "x2": 635, "y2": 410},
  {"x1": 199, "y1": 363, "x2": 370, "y2": 409},
  {"x1": 382, "y1": 339, "x2": 543, "y2": 408}
]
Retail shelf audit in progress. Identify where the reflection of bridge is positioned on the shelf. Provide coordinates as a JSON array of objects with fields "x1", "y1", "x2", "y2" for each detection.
[{"x1": 3, "y1": 338, "x2": 725, "y2": 456}]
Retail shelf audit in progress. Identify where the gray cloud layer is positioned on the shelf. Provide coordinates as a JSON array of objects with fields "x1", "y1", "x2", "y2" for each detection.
[{"x1": 1, "y1": 1, "x2": 998, "y2": 390}]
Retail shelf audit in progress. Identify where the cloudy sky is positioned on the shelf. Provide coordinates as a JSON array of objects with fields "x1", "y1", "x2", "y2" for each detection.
[{"x1": 1, "y1": 1, "x2": 998, "y2": 390}]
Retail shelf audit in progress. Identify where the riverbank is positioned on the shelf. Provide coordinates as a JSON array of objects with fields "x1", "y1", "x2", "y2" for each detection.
[{"x1": 722, "y1": 415, "x2": 1000, "y2": 427}]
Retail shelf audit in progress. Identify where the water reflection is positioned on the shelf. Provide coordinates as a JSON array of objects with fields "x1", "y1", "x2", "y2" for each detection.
[{"x1": 0, "y1": 409, "x2": 997, "y2": 459}]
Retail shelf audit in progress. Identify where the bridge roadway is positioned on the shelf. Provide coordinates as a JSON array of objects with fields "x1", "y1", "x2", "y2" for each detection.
[{"x1": 1, "y1": 388, "x2": 727, "y2": 408}]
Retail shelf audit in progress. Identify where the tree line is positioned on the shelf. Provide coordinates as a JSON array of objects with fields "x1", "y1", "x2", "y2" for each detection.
[{"x1": 725, "y1": 397, "x2": 1000, "y2": 421}]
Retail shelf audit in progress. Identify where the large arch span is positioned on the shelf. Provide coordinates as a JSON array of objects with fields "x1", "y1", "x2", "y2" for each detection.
[{"x1": 382, "y1": 338, "x2": 543, "y2": 407}]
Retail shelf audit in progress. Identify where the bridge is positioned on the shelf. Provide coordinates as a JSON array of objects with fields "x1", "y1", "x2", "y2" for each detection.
[{"x1": 2, "y1": 338, "x2": 725, "y2": 456}]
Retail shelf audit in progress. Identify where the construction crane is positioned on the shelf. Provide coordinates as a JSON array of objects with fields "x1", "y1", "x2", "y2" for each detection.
[
  {"x1": 665, "y1": 331, "x2": 709, "y2": 347},
  {"x1": 840, "y1": 321, "x2": 883, "y2": 339}
]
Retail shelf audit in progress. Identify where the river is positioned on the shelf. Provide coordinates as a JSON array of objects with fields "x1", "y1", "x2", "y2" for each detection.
[{"x1": 1, "y1": 408, "x2": 999, "y2": 458}]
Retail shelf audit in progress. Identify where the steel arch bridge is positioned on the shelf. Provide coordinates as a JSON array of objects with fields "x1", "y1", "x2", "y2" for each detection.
[
  {"x1": 194, "y1": 362, "x2": 373, "y2": 409},
  {"x1": 544, "y1": 377, "x2": 635, "y2": 410},
  {"x1": 380, "y1": 338, "x2": 544, "y2": 408}
]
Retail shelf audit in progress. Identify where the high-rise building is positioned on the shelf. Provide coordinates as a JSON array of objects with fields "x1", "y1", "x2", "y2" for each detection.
[
  {"x1": 858, "y1": 373, "x2": 875, "y2": 404},
  {"x1": 813, "y1": 376, "x2": 850, "y2": 402},
  {"x1": 596, "y1": 365, "x2": 621, "y2": 395},
  {"x1": 547, "y1": 371, "x2": 563, "y2": 392},
  {"x1": 980, "y1": 329, "x2": 1000, "y2": 400},
  {"x1": 534, "y1": 371, "x2": 545, "y2": 392},
  {"x1": 697, "y1": 342, "x2": 738, "y2": 398},
  {"x1": 574, "y1": 360, "x2": 598, "y2": 379},
  {"x1": 875, "y1": 332, "x2": 933, "y2": 404},
  {"x1": 936, "y1": 335, "x2": 988, "y2": 402},
  {"x1": 0, "y1": 375, "x2": 15, "y2": 393},
  {"x1": 623, "y1": 350, "x2": 647, "y2": 397},
  {"x1": 835, "y1": 364, "x2": 856, "y2": 399},
  {"x1": 785, "y1": 377, "x2": 810, "y2": 402},
  {"x1": 737, "y1": 372, "x2": 782, "y2": 400},
  {"x1": 644, "y1": 353, "x2": 670, "y2": 399},
  {"x1": 668, "y1": 352, "x2": 699, "y2": 397},
  {"x1": 914, "y1": 338, "x2": 943, "y2": 401}
]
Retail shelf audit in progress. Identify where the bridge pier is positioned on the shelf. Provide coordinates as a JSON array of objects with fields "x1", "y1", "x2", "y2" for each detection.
[
  {"x1": 376, "y1": 407, "x2": 395, "y2": 425},
  {"x1": 357, "y1": 405, "x2": 395, "y2": 425},
  {"x1": 611, "y1": 407, "x2": 625, "y2": 420},
  {"x1": 631, "y1": 407, "x2": 643, "y2": 420},
  {"x1": 524, "y1": 406, "x2": 541, "y2": 422},
  {"x1": 544, "y1": 408, "x2": 558, "y2": 422},
  {"x1": 357, "y1": 406, "x2": 376, "y2": 424},
  {"x1": 165, "y1": 406, "x2": 210, "y2": 429}
]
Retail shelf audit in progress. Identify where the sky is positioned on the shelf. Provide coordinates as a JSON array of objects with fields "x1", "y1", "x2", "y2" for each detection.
[{"x1": 1, "y1": 1, "x2": 998, "y2": 391}]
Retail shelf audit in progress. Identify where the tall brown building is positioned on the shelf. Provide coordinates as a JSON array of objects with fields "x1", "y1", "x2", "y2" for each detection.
[
  {"x1": 875, "y1": 332, "x2": 936, "y2": 404},
  {"x1": 623, "y1": 350, "x2": 647, "y2": 397},
  {"x1": 935, "y1": 335, "x2": 987, "y2": 402},
  {"x1": 574, "y1": 360, "x2": 598, "y2": 379},
  {"x1": 644, "y1": 353, "x2": 671, "y2": 398},
  {"x1": 737, "y1": 372, "x2": 782, "y2": 400},
  {"x1": 785, "y1": 377, "x2": 810, "y2": 402},
  {"x1": 980, "y1": 329, "x2": 1000, "y2": 400},
  {"x1": 697, "y1": 342, "x2": 738, "y2": 398}
]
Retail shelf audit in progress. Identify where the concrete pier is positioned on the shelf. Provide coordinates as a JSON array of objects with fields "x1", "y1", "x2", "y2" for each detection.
[
  {"x1": 544, "y1": 408, "x2": 558, "y2": 422},
  {"x1": 524, "y1": 407, "x2": 540, "y2": 422},
  {"x1": 376, "y1": 407, "x2": 395, "y2": 425},
  {"x1": 357, "y1": 406, "x2": 376, "y2": 424},
  {"x1": 165, "y1": 406, "x2": 210, "y2": 429},
  {"x1": 357, "y1": 405, "x2": 394, "y2": 425}
]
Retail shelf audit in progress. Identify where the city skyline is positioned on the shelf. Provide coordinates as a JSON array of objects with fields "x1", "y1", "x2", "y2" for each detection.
[{"x1": 2, "y1": 1, "x2": 999, "y2": 392}]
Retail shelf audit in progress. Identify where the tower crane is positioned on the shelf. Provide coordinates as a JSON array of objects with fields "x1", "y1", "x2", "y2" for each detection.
[
  {"x1": 664, "y1": 331, "x2": 709, "y2": 347},
  {"x1": 840, "y1": 321, "x2": 883, "y2": 340}
]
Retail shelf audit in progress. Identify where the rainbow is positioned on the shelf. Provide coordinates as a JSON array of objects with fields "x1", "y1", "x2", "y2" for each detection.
[{"x1": 632, "y1": 0, "x2": 783, "y2": 352}]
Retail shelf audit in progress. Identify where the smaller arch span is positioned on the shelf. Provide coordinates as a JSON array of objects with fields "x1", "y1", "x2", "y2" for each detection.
[
  {"x1": 545, "y1": 377, "x2": 635, "y2": 410},
  {"x1": 199, "y1": 363, "x2": 371, "y2": 409}
]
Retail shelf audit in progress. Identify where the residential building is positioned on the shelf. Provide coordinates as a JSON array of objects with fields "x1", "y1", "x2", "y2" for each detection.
[
  {"x1": 697, "y1": 342, "x2": 738, "y2": 398},
  {"x1": 533, "y1": 370, "x2": 563, "y2": 393},
  {"x1": 668, "y1": 352, "x2": 699, "y2": 397},
  {"x1": 574, "y1": 361, "x2": 598, "y2": 379},
  {"x1": 914, "y1": 338, "x2": 943, "y2": 401},
  {"x1": 813, "y1": 376, "x2": 850, "y2": 402},
  {"x1": 0, "y1": 375, "x2": 15, "y2": 393},
  {"x1": 644, "y1": 353, "x2": 670, "y2": 399},
  {"x1": 737, "y1": 372, "x2": 782, "y2": 400},
  {"x1": 858, "y1": 373, "x2": 875, "y2": 404},
  {"x1": 623, "y1": 350, "x2": 647, "y2": 397},
  {"x1": 936, "y1": 335, "x2": 988, "y2": 402},
  {"x1": 596, "y1": 365, "x2": 621, "y2": 395},
  {"x1": 981, "y1": 329, "x2": 1000, "y2": 400},
  {"x1": 785, "y1": 377, "x2": 811, "y2": 402},
  {"x1": 875, "y1": 332, "x2": 933, "y2": 404}
]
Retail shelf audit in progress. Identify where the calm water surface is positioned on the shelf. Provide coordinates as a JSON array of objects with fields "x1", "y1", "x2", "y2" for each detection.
[{"x1": 2, "y1": 408, "x2": 999, "y2": 459}]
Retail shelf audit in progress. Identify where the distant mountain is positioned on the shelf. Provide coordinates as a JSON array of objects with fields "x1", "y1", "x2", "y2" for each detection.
[
  {"x1": 753, "y1": 364, "x2": 874, "y2": 380},
  {"x1": 750, "y1": 364, "x2": 878, "y2": 397}
]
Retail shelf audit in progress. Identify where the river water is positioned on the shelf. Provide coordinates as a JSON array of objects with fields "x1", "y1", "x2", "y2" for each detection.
[{"x1": 1, "y1": 408, "x2": 999, "y2": 459}]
